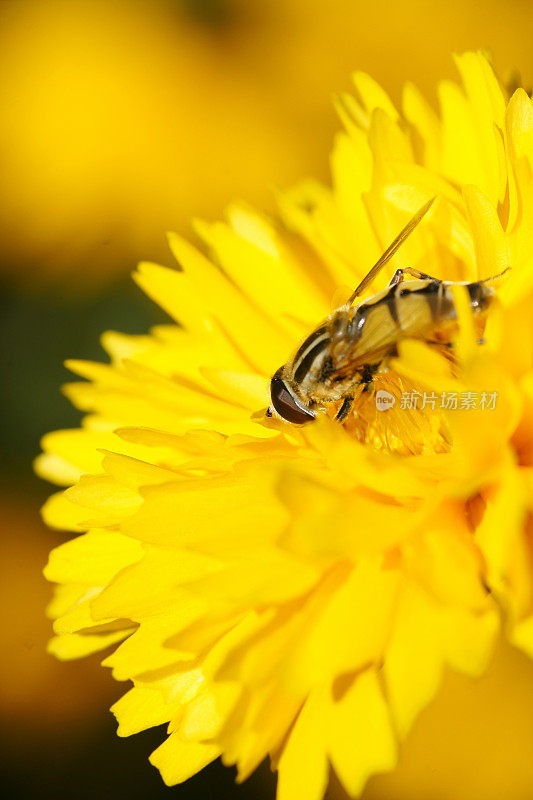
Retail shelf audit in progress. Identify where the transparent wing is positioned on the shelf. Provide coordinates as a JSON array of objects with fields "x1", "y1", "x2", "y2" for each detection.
[{"x1": 347, "y1": 197, "x2": 436, "y2": 304}]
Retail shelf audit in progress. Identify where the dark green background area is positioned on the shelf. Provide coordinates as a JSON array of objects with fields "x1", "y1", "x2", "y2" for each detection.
[{"x1": 0, "y1": 278, "x2": 167, "y2": 489}]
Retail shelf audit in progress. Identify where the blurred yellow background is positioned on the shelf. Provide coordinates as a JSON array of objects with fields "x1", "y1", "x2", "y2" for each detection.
[
  {"x1": 1, "y1": 1, "x2": 533, "y2": 798},
  {"x1": 1, "y1": 0, "x2": 533, "y2": 284}
]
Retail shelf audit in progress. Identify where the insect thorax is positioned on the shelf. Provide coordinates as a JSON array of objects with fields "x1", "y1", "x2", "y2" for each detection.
[{"x1": 286, "y1": 307, "x2": 368, "y2": 403}]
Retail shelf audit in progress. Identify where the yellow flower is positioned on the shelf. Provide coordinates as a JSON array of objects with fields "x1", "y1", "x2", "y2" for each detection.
[{"x1": 39, "y1": 52, "x2": 533, "y2": 799}]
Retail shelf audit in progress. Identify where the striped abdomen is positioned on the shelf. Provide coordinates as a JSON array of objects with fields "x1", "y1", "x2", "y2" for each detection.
[
  {"x1": 286, "y1": 279, "x2": 493, "y2": 401},
  {"x1": 346, "y1": 278, "x2": 493, "y2": 361}
]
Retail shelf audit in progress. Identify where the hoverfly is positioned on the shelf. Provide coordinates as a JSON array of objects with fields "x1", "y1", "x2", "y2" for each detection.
[{"x1": 268, "y1": 198, "x2": 508, "y2": 424}]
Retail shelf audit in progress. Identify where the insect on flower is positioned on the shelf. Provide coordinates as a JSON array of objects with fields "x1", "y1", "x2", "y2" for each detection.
[{"x1": 269, "y1": 197, "x2": 509, "y2": 424}]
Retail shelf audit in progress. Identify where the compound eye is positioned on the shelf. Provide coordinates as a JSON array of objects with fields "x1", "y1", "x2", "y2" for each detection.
[{"x1": 270, "y1": 369, "x2": 315, "y2": 424}]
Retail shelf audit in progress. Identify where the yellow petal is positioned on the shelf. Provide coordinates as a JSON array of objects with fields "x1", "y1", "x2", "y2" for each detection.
[
  {"x1": 453, "y1": 52, "x2": 506, "y2": 204},
  {"x1": 402, "y1": 81, "x2": 441, "y2": 172},
  {"x1": 149, "y1": 733, "x2": 221, "y2": 786},
  {"x1": 277, "y1": 689, "x2": 328, "y2": 800},
  {"x1": 200, "y1": 368, "x2": 269, "y2": 410},
  {"x1": 123, "y1": 465, "x2": 288, "y2": 554},
  {"x1": 197, "y1": 207, "x2": 327, "y2": 325},
  {"x1": 64, "y1": 474, "x2": 142, "y2": 524},
  {"x1": 328, "y1": 670, "x2": 397, "y2": 797},
  {"x1": 384, "y1": 580, "x2": 497, "y2": 738},
  {"x1": 102, "y1": 608, "x2": 202, "y2": 680},
  {"x1": 90, "y1": 548, "x2": 219, "y2": 620},
  {"x1": 167, "y1": 232, "x2": 292, "y2": 373},
  {"x1": 463, "y1": 184, "x2": 509, "y2": 280},
  {"x1": 45, "y1": 530, "x2": 144, "y2": 585},
  {"x1": 282, "y1": 562, "x2": 399, "y2": 694},
  {"x1": 177, "y1": 682, "x2": 240, "y2": 742},
  {"x1": 41, "y1": 490, "x2": 91, "y2": 531},
  {"x1": 352, "y1": 71, "x2": 399, "y2": 122},
  {"x1": 47, "y1": 629, "x2": 131, "y2": 660},
  {"x1": 112, "y1": 685, "x2": 179, "y2": 737},
  {"x1": 475, "y1": 467, "x2": 530, "y2": 621}
]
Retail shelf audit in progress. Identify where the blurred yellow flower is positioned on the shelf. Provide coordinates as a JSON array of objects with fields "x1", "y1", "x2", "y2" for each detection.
[
  {"x1": 39, "y1": 52, "x2": 533, "y2": 799},
  {"x1": 3, "y1": 0, "x2": 533, "y2": 285}
]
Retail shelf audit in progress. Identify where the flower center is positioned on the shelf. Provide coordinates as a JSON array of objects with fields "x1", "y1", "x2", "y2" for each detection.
[{"x1": 338, "y1": 371, "x2": 450, "y2": 456}]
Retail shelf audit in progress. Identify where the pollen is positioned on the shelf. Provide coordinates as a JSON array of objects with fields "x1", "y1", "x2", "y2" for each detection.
[{"x1": 341, "y1": 373, "x2": 451, "y2": 455}]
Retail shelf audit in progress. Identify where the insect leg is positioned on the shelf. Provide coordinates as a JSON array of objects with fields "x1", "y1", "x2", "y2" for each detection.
[
  {"x1": 357, "y1": 363, "x2": 380, "y2": 400},
  {"x1": 359, "y1": 363, "x2": 380, "y2": 383},
  {"x1": 336, "y1": 396, "x2": 353, "y2": 422},
  {"x1": 388, "y1": 267, "x2": 441, "y2": 286}
]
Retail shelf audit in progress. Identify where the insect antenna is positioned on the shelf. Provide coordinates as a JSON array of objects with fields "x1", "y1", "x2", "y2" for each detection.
[
  {"x1": 346, "y1": 196, "x2": 436, "y2": 305},
  {"x1": 481, "y1": 266, "x2": 511, "y2": 283}
]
